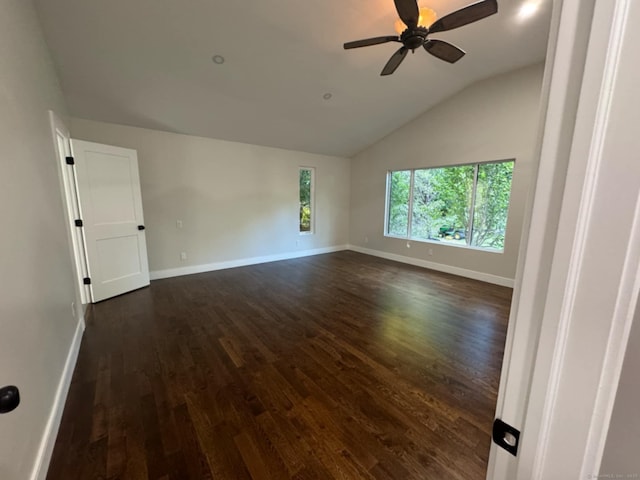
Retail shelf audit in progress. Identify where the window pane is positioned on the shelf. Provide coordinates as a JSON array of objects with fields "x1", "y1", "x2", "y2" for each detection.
[
  {"x1": 410, "y1": 169, "x2": 437, "y2": 241},
  {"x1": 299, "y1": 168, "x2": 312, "y2": 232},
  {"x1": 387, "y1": 170, "x2": 411, "y2": 236},
  {"x1": 412, "y1": 165, "x2": 474, "y2": 245},
  {"x1": 471, "y1": 161, "x2": 514, "y2": 250}
]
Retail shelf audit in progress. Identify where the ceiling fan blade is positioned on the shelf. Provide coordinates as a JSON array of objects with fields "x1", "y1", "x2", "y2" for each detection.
[
  {"x1": 424, "y1": 39, "x2": 466, "y2": 63},
  {"x1": 394, "y1": 0, "x2": 419, "y2": 28},
  {"x1": 344, "y1": 36, "x2": 400, "y2": 49},
  {"x1": 381, "y1": 46, "x2": 408, "y2": 76},
  {"x1": 428, "y1": 0, "x2": 498, "y2": 34}
]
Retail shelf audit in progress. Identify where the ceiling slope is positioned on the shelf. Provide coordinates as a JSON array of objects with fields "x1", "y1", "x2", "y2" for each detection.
[{"x1": 35, "y1": 0, "x2": 552, "y2": 157}]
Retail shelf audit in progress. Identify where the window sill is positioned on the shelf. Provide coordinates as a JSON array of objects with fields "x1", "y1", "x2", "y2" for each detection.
[{"x1": 384, "y1": 234, "x2": 504, "y2": 254}]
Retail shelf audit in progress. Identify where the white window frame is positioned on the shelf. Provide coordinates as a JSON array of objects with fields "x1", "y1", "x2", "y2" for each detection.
[
  {"x1": 384, "y1": 159, "x2": 514, "y2": 252},
  {"x1": 299, "y1": 167, "x2": 315, "y2": 235}
]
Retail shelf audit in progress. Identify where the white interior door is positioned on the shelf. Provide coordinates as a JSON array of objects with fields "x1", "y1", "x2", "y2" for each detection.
[{"x1": 71, "y1": 140, "x2": 150, "y2": 302}]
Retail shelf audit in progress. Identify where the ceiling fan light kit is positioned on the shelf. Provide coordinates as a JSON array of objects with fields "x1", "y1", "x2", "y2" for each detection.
[
  {"x1": 344, "y1": 0, "x2": 498, "y2": 76},
  {"x1": 394, "y1": 6, "x2": 438, "y2": 34}
]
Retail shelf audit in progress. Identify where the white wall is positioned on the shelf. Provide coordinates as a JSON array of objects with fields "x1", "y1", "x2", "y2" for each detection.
[
  {"x1": 70, "y1": 119, "x2": 351, "y2": 277},
  {"x1": 349, "y1": 64, "x2": 545, "y2": 283},
  {"x1": 601, "y1": 302, "x2": 640, "y2": 476},
  {"x1": 0, "y1": 1, "x2": 80, "y2": 479}
]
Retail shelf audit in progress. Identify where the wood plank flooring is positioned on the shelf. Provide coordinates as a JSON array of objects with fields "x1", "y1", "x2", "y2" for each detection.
[{"x1": 47, "y1": 251, "x2": 512, "y2": 479}]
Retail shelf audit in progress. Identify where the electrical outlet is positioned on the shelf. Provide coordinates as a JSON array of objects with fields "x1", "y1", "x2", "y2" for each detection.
[
  {"x1": 176, "y1": 220, "x2": 183, "y2": 229},
  {"x1": 406, "y1": 242, "x2": 411, "y2": 249},
  {"x1": 364, "y1": 236, "x2": 369, "y2": 244},
  {"x1": 428, "y1": 248, "x2": 433, "y2": 256},
  {"x1": 180, "y1": 252, "x2": 187, "y2": 261}
]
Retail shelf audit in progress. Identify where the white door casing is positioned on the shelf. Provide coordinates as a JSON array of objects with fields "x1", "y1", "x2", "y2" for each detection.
[
  {"x1": 71, "y1": 140, "x2": 150, "y2": 302},
  {"x1": 523, "y1": 0, "x2": 640, "y2": 476},
  {"x1": 488, "y1": 0, "x2": 599, "y2": 475},
  {"x1": 49, "y1": 112, "x2": 91, "y2": 306},
  {"x1": 489, "y1": 0, "x2": 640, "y2": 478}
]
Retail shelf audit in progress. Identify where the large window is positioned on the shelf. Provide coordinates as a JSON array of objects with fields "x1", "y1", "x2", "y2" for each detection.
[
  {"x1": 299, "y1": 167, "x2": 314, "y2": 233},
  {"x1": 386, "y1": 160, "x2": 514, "y2": 251}
]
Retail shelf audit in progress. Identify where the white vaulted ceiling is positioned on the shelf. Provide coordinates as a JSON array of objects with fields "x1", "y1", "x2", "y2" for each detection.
[{"x1": 34, "y1": 0, "x2": 552, "y2": 157}]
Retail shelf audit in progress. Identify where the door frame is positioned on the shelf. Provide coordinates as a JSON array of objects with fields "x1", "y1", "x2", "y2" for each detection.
[
  {"x1": 49, "y1": 111, "x2": 91, "y2": 305},
  {"x1": 489, "y1": 0, "x2": 639, "y2": 477}
]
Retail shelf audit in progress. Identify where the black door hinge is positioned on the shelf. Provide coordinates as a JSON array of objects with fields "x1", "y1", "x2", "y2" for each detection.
[
  {"x1": 75, "y1": 219, "x2": 83, "y2": 227},
  {"x1": 83, "y1": 277, "x2": 91, "y2": 285},
  {"x1": 65, "y1": 156, "x2": 75, "y2": 165},
  {"x1": 492, "y1": 419, "x2": 520, "y2": 456}
]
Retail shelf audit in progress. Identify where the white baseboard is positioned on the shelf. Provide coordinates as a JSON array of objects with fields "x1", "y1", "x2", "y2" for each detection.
[
  {"x1": 150, "y1": 245, "x2": 349, "y2": 280},
  {"x1": 31, "y1": 315, "x2": 85, "y2": 480},
  {"x1": 348, "y1": 245, "x2": 515, "y2": 287},
  {"x1": 149, "y1": 244, "x2": 514, "y2": 287}
]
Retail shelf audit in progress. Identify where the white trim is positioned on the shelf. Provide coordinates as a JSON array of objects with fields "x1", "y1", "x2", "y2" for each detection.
[
  {"x1": 488, "y1": 0, "x2": 612, "y2": 476},
  {"x1": 582, "y1": 0, "x2": 638, "y2": 460},
  {"x1": 511, "y1": 0, "x2": 640, "y2": 475},
  {"x1": 384, "y1": 234, "x2": 505, "y2": 254},
  {"x1": 532, "y1": 0, "x2": 630, "y2": 475},
  {"x1": 582, "y1": 192, "x2": 640, "y2": 477},
  {"x1": 348, "y1": 245, "x2": 515, "y2": 287},
  {"x1": 31, "y1": 316, "x2": 85, "y2": 480},
  {"x1": 150, "y1": 245, "x2": 349, "y2": 280},
  {"x1": 49, "y1": 111, "x2": 91, "y2": 306},
  {"x1": 149, "y1": 243, "x2": 513, "y2": 287}
]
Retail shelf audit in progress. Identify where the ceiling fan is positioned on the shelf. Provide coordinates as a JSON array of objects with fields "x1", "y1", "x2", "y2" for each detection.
[{"x1": 344, "y1": 0, "x2": 498, "y2": 75}]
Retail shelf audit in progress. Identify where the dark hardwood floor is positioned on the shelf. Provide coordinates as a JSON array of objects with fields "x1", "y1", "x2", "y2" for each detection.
[{"x1": 47, "y1": 251, "x2": 512, "y2": 480}]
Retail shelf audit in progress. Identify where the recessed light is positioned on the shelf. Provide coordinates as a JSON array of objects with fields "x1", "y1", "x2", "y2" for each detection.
[
  {"x1": 518, "y1": 0, "x2": 541, "y2": 21},
  {"x1": 212, "y1": 55, "x2": 225, "y2": 65},
  {"x1": 323, "y1": 93, "x2": 333, "y2": 100}
]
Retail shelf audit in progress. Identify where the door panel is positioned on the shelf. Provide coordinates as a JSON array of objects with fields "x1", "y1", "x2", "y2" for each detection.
[
  {"x1": 71, "y1": 140, "x2": 149, "y2": 302},
  {"x1": 96, "y1": 235, "x2": 143, "y2": 280},
  {"x1": 85, "y1": 152, "x2": 137, "y2": 223}
]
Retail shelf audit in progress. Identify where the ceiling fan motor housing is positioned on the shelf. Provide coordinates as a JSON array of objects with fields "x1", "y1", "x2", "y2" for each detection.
[
  {"x1": 401, "y1": 26, "x2": 429, "y2": 51},
  {"x1": 343, "y1": 0, "x2": 499, "y2": 74}
]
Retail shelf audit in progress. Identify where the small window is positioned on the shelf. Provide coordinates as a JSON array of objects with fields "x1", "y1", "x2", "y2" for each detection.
[
  {"x1": 299, "y1": 167, "x2": 314, "y2": 234},
  {"x1": 387, "y1": 170, "x2": 411, "y2": 237},
  {"x1": 385, "y1": 160, "x2": 514, "y2": 251}
]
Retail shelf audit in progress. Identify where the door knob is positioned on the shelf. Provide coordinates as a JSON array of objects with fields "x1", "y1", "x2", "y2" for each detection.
[
  {"x1": 138, "y1": 225, "x2": 145, "y2": 231},
  {"x1": 0, "y1": 386, "x2": 20, "y2": 414}
]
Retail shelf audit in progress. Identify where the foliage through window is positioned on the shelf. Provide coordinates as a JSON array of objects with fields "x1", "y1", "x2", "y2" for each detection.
[
  {"x1": 299, "y1": 167, "x2": 314, "y2": 233},
  {"x1": 386, "y1": 160, "x2": 514, "y2": 251}
]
